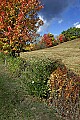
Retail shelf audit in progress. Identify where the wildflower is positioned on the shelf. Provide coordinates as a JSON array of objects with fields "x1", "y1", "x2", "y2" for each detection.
[{"x1": 32, "y1": 81, "x2": 34, "y2": 84}]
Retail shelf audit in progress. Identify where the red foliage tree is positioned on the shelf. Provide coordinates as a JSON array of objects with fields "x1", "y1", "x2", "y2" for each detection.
[
  {"x1": 0, "y1": 0, "x2": 43, "y2": 56},
  {"x1": 58, "y1": 34, "x2": 66, "y2": 43},
  {"x1": 40, "y1": 34, "x2": 53, "y2": 48}
]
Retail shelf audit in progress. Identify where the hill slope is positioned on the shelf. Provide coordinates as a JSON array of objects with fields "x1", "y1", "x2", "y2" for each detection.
[{"x1": 21, "y1": 39, "x2": 80, "y2": 75}]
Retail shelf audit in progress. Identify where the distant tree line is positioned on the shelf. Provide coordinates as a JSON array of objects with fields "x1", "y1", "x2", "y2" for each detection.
[{"x1": 61, "y1": 27, "x2": 80, "y2": 41}]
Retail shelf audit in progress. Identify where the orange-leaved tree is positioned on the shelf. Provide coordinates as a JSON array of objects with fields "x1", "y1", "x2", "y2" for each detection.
[
  {"x1": 40, "y1": 33, "x2": 53, "y2": 48},
  {"x1": 0, "y1": 0, "x2": 43, "y2": 56}
]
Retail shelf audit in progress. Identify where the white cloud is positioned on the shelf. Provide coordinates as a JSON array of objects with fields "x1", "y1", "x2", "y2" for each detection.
[
  {"x1": 73, "y1": 22, "x2": 80, "y2": 28},
  {"x1": 73, "y1": 22, "x2": 79, "y2": 26},
  {"x1": 75, "y1": 24, "x2": 80, "y2": 28},
  {"x1": 37, "y1": 15, "x2": 52, "y2": 33},
  {"x1": 58, "y1": 19, "x2": 63, "y2": 24}
]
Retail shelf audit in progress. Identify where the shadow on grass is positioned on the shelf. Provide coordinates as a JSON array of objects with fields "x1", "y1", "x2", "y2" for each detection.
[{"x1": 0, "y1": 66, "x2": 61, "y2": 120}]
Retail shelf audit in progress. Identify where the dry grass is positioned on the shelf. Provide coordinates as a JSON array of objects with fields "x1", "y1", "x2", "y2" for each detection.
[{"x1": 20, "y1": 38, "x2": 80, "y2": 76}]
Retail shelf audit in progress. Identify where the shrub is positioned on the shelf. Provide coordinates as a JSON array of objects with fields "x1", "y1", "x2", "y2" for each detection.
[
  {"x1": 1, "y1": 54, "x2": 60, "y2": 99},
  {"x1": 53, "y1": 39, "x2": 59, "y2": 46},
  {"x1": 32, "y1": 42, "x2": 47, "y2": 50},
  {"x1": 48, "y1": 65, "x2": 80, "y2": 120},
  {"x1": 20, "y1": 57, "x2": 59, "y2": 99},
  {"x1": 70, "y1": 36, "x2": 77, "y2": 40}
]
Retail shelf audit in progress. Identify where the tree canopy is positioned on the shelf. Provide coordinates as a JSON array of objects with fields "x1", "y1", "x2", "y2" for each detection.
[
  {"x1": 0, "y1": 0, "x2": 43, "y2": 55},
  {"x1": 61, "y1": 27, "x2": 80, "y2": 40}
]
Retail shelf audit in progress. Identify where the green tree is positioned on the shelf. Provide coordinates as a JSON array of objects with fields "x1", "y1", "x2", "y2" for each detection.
[{"x1": 61, "y1": 27, "x2": 80, "y2": 41}]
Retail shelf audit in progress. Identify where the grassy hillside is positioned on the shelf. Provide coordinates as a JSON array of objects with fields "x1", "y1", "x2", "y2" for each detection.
[
  {"x1": 20, "y1": 38, "x2": 80, "y2": 76},
  {"x1": 0, "y1": 53, "x2": 62, "y2": 120},
  {"x1": 0, "y1": 39, "x2": 79, "y2": 120}
]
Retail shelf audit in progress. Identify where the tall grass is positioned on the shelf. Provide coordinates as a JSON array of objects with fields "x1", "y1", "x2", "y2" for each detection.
[
  {"x1": 0, "y1": 52, "x2": 62, "y2": 120},
  {"x1": 0, "y1": 53, "x2": 61, "y2": 98}
]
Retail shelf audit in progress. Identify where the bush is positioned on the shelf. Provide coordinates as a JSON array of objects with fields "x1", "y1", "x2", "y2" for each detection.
[
  {"x1": 70, "y1": 36, "x2": 77, "y2": 40},
  {"x1": 48, "y1": 65, "x2": 80, "y2": 120},
  {"x1": 53, "y1": 40, "x2": 59, "y2": 46},
  {"x1": 32, "y1": 42, "x2": 47, "y2": 50},
  {"x1": 20, "y1": 57, "x2": 60, "y2": 99},
  {"x1": 0, "y1": 53, "x2": 61, "y2": 99}
]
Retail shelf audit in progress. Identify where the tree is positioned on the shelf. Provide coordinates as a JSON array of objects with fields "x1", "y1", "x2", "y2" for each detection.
[
  {"x1": 58, "y1": 34, "x2": 66, "y2": 43},
  {"x1": 61, "y1": 27, "x2": 80, "y2": 41},
  {"x1": 40, "y1": 33, "x2": 53, "y2": 48},
  {"x1": 0, "y1": 0, "x2": 43, "y2": 56}
]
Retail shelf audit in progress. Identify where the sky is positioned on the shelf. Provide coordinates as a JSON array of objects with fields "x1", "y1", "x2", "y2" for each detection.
[{"x1": 37, "y1": 0, "x2": 80, "y2": 36}]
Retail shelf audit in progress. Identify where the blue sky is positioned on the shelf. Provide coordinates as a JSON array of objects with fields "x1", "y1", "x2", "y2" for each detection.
[{"x1": 37, "y1": 0, "x2": 80, "y2": 36}]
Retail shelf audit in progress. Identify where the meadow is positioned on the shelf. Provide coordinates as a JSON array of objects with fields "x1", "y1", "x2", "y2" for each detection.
[
  {"x1": 21, "y1": 38, "x2": 80, "y2": 76},
  {"x1": 0, "y1": 38, "x2": 80, "y2": 120}
]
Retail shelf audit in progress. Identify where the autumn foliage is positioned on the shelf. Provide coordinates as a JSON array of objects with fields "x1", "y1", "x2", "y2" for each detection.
[
  {"x1": 40, "y1": 33, "x2": 53, "y2": 48},
  {"x1": 58, "y1": 34, "x2": 66, "y2": 43},
  {"x1": 48, "y1": 65, "x2": 80, "y2": 119},
  {"x1": 0, "y1": 0, "x2": 43, "y2": 55}
]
